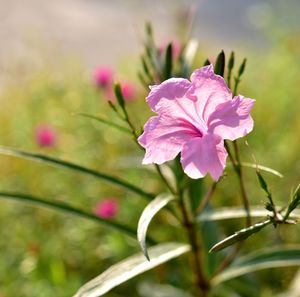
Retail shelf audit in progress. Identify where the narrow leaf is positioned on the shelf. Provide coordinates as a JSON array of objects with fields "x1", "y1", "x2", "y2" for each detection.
[
  {"x1": 198, "y1": 207, "x2": 300, "y2": 222},
  {"x1": 240, "y1": 162, "x2": 283, "y2": 178},
  {"x1": 284, "y1": 183, "x2": 300, "y2": 220},
  {"x1": 212, "y1": 246, "x2": 300, "y2": 285},
  {"x1": 79, "y1": 113, "x2": 131, "y2": 134},
  {"x1": 214, "y1": 50, "x2": 225, "y2": 77},
  {"x1": 0, "y1": 146, "x2": 155, "y2": 200},
  {"x1": 183, "y1": 39, "x2": 198, "y2": 66},
  {"x1": 141, "y1": 56, "x2": 154, "y2": 82},
  {"x1": 210, "y1": 220, "x2": 272, "y2": 253},
  {"x1": 137, "y1": 194, "x2": 175, "y2": 260},
  {"x1": 198, "y1": 207, "x2": 271, "y2": 222},
  {"x1": 0, "y1": 191, "x2": 142, "y2": 241},
  {"x1": 73, "y1": 242, "x2": 190, "y2": 297}
]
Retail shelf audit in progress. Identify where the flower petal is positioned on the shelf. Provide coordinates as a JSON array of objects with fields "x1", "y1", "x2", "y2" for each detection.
[
  {"x1": 187, "y1": 64, "x2": 232, "y2": 123},
  {"x1": 146, "y1": 78, "x2": 206, "y2": 132},
  {"x1": 208, "y1": 95, "x2": 255, "y2": 141},
  {"x1": 147, "y1": 78, "x2": 191, "y2": 112},
  {"x1": 138, "y1": 115, "x2": 200, "y2": 165},
  {"x1": 180, "y1": 134, "x2": 227, "y2": 181}
]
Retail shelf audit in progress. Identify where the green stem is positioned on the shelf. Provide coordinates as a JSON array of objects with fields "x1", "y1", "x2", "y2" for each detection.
[
  {"x1": 178, "y1": 189, "x2": 209, "y2": 296},
  {"x1": 233, "y1": 141, "x2": 251, "y2": 226},
  {"x1": 155, "y1": 164, "x2": 177, "y2": 195},
  {"x1": 196, "y1": 182, "x2": 217, "y2": 214}
]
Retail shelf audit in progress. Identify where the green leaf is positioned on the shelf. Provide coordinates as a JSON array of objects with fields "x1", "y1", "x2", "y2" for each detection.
[
  {"x1": 137, "y1": 282, "x2": 193, "y2": 297},
  {"x1": 163, "y1": 43, "x2": 173, "y2": 79},
  {"x1": 141, "y1": 56, "x2": 154, "y2": 82},
  {"x1": 284, "y1": 183, "x2": 300, "y2": 220},
  {"x1": 212, "y1": 246, "x2": 300, "y2": 285},
  {"x1": 240, "y1": 162, "x2": 283, "y2": 178},
  {"x1": 188, "y1": 178, "x2": 205, "y2": 212},
  {"x1": 209, "y1": 220, "x2": 272, "y2": 253},
  {"x1": 200, "y1": 205, "x2": 222, "y2": 276},
  {"x1": 198, "y1": 207, "x2": 271, "y2": 222},
  {"x1": 183, "y1": 39, "x2": 198, "y2": 67},
  {"x1": 256, "y1": 171, "x2": 269, "y2": 194},
  {"x1": 73, "y1": 242, "x2": 190, "y2": 297},
  {"x1": 214, "y1": 50, "x2": 225, "y2": 76},
  {"x1": 0, "y1": 146, "x2": 155, "y2": 200},
  {"x1": 197, "y1": 207, "x2": 300, "y2": 222},
  {"x1": 79, "y1": 113, "x2": 131, "y2": 134},
  {"x1": 0, "y1": 191, "x2": 144, "y2": 241},
  {"x1": 137, "y1": 194, "x2": 175, "y2": 260}
]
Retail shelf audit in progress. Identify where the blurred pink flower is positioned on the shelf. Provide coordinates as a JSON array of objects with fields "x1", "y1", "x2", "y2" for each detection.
[
  {"x1": 159, "y1": 39, "x2": 181, "y2": 60},
  {"x1": 93, "y1": 66, "x2": 114, "y2": 88},
  {"x1": 94, "y1": 198, "x2": 118, "y2": 219},
  {"x1": 121, "y1": 81, "x2": 136, "y2": 101},
  {"x1": 104, "y1": 81, "x2": 136, "y2": 102},
  {"x1": 35, "y1": 125, "x2": 57, "y2": 147},
  {"x1": 138, "y1": 65, "x2": 255, "y2": 181}
]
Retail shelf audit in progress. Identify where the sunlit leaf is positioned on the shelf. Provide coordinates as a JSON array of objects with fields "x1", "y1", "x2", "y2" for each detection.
[
  {"x1": 73, "y1": 242, "x2": 190, "y2": 297},
  {"x1": 197, "y1": 207, "x2": 281, "y2": 222},
  {"x1": 0, "y1": 191, "x2": 145, "y2": 241},
  {"x1": 137, "y1": 194, "x2": 175, "y2": 259},
  {"x1": 0, "y1": 146, "x2": 155, "y2": 200},
  {"x1": 240, "y1": 162, "x2": 283, "y2": 178},
  {"x1": 209, "y1": 220, "x2": 272, "y2": 253},
  {"x1": 183, "y1": 39, "x2": 198, "y2": 67},
  {"x1": 212, "y1": 246, "x2": 300, "y2": 285},
  {"x1": 79, "y1": 113, "x2": 131, "y2": 134}
]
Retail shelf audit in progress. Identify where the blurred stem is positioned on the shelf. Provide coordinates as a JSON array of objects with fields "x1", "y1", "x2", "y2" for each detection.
[
  {"x1": 122, "y1": 107, "x2": 178, "y2": 197},
  {"x1": 233, "y1": 140, "x2": 251, "y2": 226},
  {"x1": 196, "y1": 182, "x2": 217, "y2": 214},
  {"x1": 213, "y1": 243, "x2": 243, "y2": 276},
  {"x1": 155, "y1": 164, "x2": 177, "y2": 195},
  {"x1": 177, "y1": 188, "x2": 209, "y2": 296}
]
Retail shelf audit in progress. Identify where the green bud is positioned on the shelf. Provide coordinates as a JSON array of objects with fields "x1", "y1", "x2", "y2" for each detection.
[
  {"x1": 214, "y1": 50, "x2": 225, "y2": 77},
  {"x1": 238, "y1": 58, "x2": 247, "y2": 77},
  {"x1": 114, "y1": 83, "x2": 125, "y2": 109}
]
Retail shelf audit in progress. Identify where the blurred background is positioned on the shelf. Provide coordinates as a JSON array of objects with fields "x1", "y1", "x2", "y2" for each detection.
[{"x1": 0, "y1": 0, "x2": 299, "y2": 296}]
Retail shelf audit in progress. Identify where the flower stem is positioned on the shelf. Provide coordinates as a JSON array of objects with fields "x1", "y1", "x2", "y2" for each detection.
[
  {"x1": 225, "y1": 141, "x2": 251, "y2": 226},
  {"x1": 232, "y1": 140, "x2": 251, "y2": 226},
  {"x1": 178, "y1": 189, "x2": 209, "y2": 297},
  {"x1": 196, "y1": 182, "x2": 217, "y2": 214}
]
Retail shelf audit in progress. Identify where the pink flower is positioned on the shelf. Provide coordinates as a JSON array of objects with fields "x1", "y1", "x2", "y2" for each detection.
[
  {"x1": 104, "y1": 81, "x2": 136, "y2": 102},
  {"x1": 35, "y1": 125, "x2": 57, "y2": 147},
  {"x1": 138, "y1": 65, "x2": 255, "y2": 181},
  {"x1": 93, "y1": 66, "x2": 114, "y2": 88},
  {"x1": 121, "y1": 81, "x2": 136, "y2": 101},
  {"x1": 94, "y1": 198, "x2": 118, "y2": 219},
  {"x1": 159, "y1": 39, "x2": 181, "y2": 60}
]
